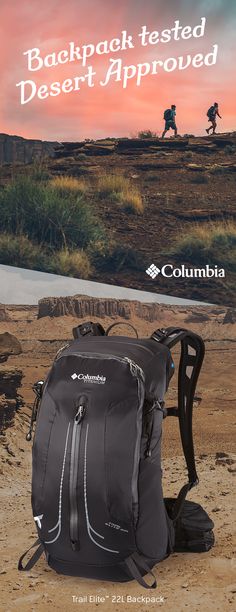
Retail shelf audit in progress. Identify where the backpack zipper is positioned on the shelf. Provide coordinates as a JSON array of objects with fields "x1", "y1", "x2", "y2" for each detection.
[
  {"x1": 60, "y1": 352, "x2": 145, "y2": 527},
  {"x1": 56, "y1": 350, "x2": 145, "y2": 382},
  {"x1": 69, "y1": 396, "x2": 87, "y2": 551}
]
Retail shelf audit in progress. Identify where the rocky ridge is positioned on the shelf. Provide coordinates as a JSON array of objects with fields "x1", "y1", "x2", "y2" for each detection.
[
  {"x1": 37, "y1": 294, "x2": 235, "y2": 324},
  {"x1": 1, "y1": 132, "x2": 236, "y2": 165}
]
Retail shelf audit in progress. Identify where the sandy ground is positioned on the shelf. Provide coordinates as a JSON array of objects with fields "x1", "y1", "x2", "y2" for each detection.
[{"x1": 0, "y1": 305, "x2": 236, "y2": 611}]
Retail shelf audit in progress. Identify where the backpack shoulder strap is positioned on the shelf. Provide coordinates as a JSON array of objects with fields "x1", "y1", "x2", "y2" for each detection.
[{"x1": 151, "y1": 327, "x2": 205, "y2": 520}]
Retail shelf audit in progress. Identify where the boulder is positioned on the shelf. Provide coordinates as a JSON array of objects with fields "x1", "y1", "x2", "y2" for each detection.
[
  {"x1": 0, "y1": 369, "x2": 23, "y2": 432},
  {"x1": 223, "y1": 309, "x2": 236, "y2": 324},
  {"x1": 0, "y1": 332, "x2": 22, "y2": 363},
  {"x1": 185, "y1": 312, "x2": 210, "y2": 323}
]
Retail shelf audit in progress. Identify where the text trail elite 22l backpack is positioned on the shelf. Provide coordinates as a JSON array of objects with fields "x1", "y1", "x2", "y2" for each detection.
[{"x1": 19, "y1": 323, "x2": 214, "y2": 588}]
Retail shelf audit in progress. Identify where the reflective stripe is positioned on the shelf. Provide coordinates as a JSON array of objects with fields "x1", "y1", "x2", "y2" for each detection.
[
  {"x1": 83, "y1": 424, "x2": 119, "y2": 554},
  {"x1": 44, "y1": 422, "x2": 70, "y2": 544}
]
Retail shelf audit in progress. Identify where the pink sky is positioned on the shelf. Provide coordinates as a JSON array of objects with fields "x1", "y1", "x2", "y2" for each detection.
[{"x1": 0, "y1": 0, "x2": 235, "y2": 141}]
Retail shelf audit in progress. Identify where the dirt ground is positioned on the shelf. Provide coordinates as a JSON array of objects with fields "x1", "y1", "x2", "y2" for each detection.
[{"x1": 0, "y1": 303, "x2": 236, "y2": 611}]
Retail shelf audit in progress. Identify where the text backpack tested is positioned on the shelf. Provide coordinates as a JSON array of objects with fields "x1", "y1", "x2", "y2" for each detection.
[{"x1": 19, "y1": 323, "x2": 214, "y2": 588}]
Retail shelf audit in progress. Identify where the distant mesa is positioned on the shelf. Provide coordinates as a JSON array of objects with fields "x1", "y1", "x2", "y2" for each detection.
[
  {"x1": 37, "y1": 294, "x2": 231, "y2": 324},
  {"x1": 38, "y1": 294, "x2": 173, "y2": 321}
]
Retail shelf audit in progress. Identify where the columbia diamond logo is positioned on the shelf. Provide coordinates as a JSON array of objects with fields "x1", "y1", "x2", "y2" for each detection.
[
  {"x1": 71, "y1": 373, "x2": 77, "y2": 380},
  {"x1": 146, "y1": 264, "x2": 160, "y2": 279}
]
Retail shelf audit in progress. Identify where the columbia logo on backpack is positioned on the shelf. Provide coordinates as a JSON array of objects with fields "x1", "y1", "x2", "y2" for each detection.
[{"x1": 19, "y1": 322, "x2": 214, "y2": 588}]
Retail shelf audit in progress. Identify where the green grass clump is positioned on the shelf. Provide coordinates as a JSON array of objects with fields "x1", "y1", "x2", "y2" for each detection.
[
  {"x1": 138, "y1": 130, "x2": 157, "y2": 139},
  {"x1": 50, "y1": 175, "x2": 88, "y2": 196},
  {"x1": 0, "y1": 233, "x2": 92, "y2": 278},
  {"x1": 88, "y1": 241, "x2": 142, "y2": 272},
  {"x1": 166, "y1": 222, "x2": 236, "y2": 272},
  {"x1": 0, "y1": 233, "x2": 48, "y2": 270},
  {"x1": 0, "y1": 175, "x2": 103, "y2": 250},
  {"x1": 50, "y1": 249, "x2": 91, "y2": 278},
  {"x1": 96, "y1": 174, "x2": 144, "y2": 214},
  {"x1": 0, "y1": 171, "x2": 146, "y2": 278}
]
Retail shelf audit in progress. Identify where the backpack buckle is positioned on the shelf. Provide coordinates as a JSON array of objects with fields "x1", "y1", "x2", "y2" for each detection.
[
  {"x1": 72, "y1": 322, "x2": 105, "y2": 339},
  {"x1": 151, "y1": 329, "x2": 168, "y2": 342},
  {"x1": 33, "y1": 381, "x2": 44, "y2": 399}
]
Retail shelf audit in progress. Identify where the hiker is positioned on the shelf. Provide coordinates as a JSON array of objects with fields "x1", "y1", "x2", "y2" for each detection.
[
  {"x1": 161, "y1": 105, "x2": 178, "y2": 138},
  {"x1": 206, "y1": 102, "x2": 222, "y2": 135}
]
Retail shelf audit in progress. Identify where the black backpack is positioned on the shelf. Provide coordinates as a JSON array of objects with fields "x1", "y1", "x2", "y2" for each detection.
[
  {"x1": 164, "y1": 109, "x2": 172, "y2": 121},
  {"x1": 207, "y1": 105, "x2": 215, "y2": 118},
  {"x1": 19, "y1": 323, "x2": 214, "y2": 588}
]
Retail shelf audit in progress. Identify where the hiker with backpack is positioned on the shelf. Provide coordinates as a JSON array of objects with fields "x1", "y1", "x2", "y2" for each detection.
[
  {"x1": 206, "y1": 102, "x2": 222, "y2": 134},
  {"x1": 162, "y1": 105, "x2": 178, "y2": 138},
  {"x1": 19, "y1": 321, "x2": 214, "y2": 588}
]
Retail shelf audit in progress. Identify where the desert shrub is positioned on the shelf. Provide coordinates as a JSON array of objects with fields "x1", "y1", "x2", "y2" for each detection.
[
  {"x1": 120, "y1": 190, "x2": 143, "y2": 214},
  {"x1": 0, "y1": 233, "x2": 93, "y2": 278},
  {"x1": 89, "y1": 242, "x2": 143, "y2": 272},
  {"x1": 209, "y1": 165, "x2": 226, "y2": 175},
  {"x1": 224, "y1": 145, "x2": 236, "y2": 155},
  {"x1": 0, "y1": 233, "x2": 47, "y2": 270},
  {"x1": 107, "y1": 245, "x2": 143, "y2": 271},
  {"x1": 87, "y1": 240, "x2": 110, "y2": 266},
  {"x1": 50, "y1": 175, "x2": 88, "y2": 195},
  {"x1": 144, "y1": 172, "x2": 160, "y2": 182},
  {"x1": 29, "y1": 161, "x2": 51, "y2": 182},
  {"x1": 190, "y1": 173, "x2": 209, "y2": 184},
  {"x1": 165, "y1": 222, "x2": 236, "y2": 272},
  {"x1": 182, "y1": 151, "x2": 194, "y2": 160},
  {"x1": 0, "y1": 175, "x2": 104, "y2": 249},
  {"x1": 97, "y1": 174, "x2": 126, "y2": 195},
  {"x1": 50, "y1": 249, "x2": 92, "y2": 278},
  {"x1": 96, "y1": 174, "x2": 144, "y2": 214},
  {"x1": 75, "y1": 153, "x2": 88, "y2": 161},
  {"x1": 138, "y1": 130, "x2": 157, "y2": 139}
]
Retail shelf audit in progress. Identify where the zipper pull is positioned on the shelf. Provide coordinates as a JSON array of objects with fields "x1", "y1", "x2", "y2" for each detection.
[
  {"x1": 154, "y1": 400, "x2": 167, "y2": 418},
  {"x1": 75, "y1": 405, "x2": 85, "y2": 424},
  {"x1": 74, "y1": 395, "x2": 87, "y2": 424},
  {"x1": 26, "y1": 380, "x2": 44, "y2": 441}
]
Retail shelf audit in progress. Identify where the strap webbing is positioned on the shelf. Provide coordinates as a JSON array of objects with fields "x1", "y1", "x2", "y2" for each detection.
[
  {"x1": 151, "y1": 327, "x2": 205, "y2": 520},
  {"x1": 125, "y1": 552, "x2": 157, "y2": 588},
  {"x1": 18, "y1": 538, "x2": 44, "y2": 571}
]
